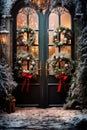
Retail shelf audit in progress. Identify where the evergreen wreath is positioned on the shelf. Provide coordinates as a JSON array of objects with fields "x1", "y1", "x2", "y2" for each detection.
[
  {"x1": 53, "y1": 26, "x2": 72, "y2": 46},
  {"x1": 14, "y1": 51, "x2": 37, "y2": 78},
  {"x1": 47, "y1": 53, "x2": 73, "y2": 76},
  {"x1": 17, "y1": 26, "x2": 36, "y2": 46}
]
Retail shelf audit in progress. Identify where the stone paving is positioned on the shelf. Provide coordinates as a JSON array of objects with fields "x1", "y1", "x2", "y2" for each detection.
[{"x1": 0, "y1": 107, "x2": 87, "y2": 130}]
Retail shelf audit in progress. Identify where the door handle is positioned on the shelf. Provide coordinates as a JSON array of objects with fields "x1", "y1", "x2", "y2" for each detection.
[
  {"x1": 38, "y1": 62, "x2": 42, "y2": 76},
  {"x1": 46, "y1": 62, "x2": 49, "y2": 76}
]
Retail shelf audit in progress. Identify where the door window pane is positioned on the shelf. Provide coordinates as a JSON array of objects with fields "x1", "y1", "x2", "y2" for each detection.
[
  {"x1": 48, "y1": 7, "x2": 71, "y2": 58},
  {"x1": 49, "y1": 13, "x2": 58, "y2": 29},
  {"x1": 49, "y1": 46, "x2": 58, "y2": 57},
  {"x1": 60, "y1": 46, "x2": 71, "y2": 58},
  {"x1": 17, "y1": 13, "x2": 26, "y2": 28},
  {"x1": 17, "y1": 7, "x2": 38, "y2": 30},
  {"x1": 16, "y1": 7, "x2": 39, "y2": 75},
  {"x1": 61, "y1": 12, "x2": 71, "y2": 28},
  {"x1": 49, "y1": 31, "x2": 54, "y2": 44},
  {"x1": 48, "y1": 7, "x2": 72, "y2": 75},
  {"x1": 30, "y1": 46, "x2": 38, "y2": 58}
]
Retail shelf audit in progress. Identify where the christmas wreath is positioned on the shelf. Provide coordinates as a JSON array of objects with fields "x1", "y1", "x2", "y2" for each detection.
[
  {"x1": 47, "y1": 53, "x2": 73, "y2": 76},
  {"x1": 17, "y1": 26, "x2": 36, "y2": 46},
  {"x1": 53, "y1": 26, "x2": 72, "y2": 46},
  {"x1": 14, "y1": 51, "x2": 37, "y2": 78}
]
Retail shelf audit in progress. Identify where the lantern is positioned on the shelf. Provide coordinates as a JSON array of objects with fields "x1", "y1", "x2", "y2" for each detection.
[{"x1": 0, "y1": 28, "x2": 9, "y2": 44}]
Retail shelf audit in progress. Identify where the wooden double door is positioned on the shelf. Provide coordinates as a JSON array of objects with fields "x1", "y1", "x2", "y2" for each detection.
[{"x1": 12, "y1": 5, "x2": 72, "y2": 107}]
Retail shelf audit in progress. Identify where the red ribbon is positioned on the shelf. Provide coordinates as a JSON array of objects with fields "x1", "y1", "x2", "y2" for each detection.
[
  {"x1": 57, "y1": 74, "x2": 68, "y2": 92},
  {"x1": 21, "y1": 72, "x2": 33, "y2": 93}
]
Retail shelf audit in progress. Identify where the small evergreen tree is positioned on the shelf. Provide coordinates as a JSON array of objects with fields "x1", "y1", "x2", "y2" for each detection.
[
  {"x1": 77, "y1": 26, "x2": 87, "y2": 108},
  {"x1": 65, "y1": 26, "x2": 87, "y2": 109},
  {"x1": 0, "y1": 43, "x2": 17, "y2": 110}
]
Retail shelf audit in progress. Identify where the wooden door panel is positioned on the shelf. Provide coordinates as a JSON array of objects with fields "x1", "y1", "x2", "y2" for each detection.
[{"x1": 47, "y1": 75, "x2": 66, "y2": 106}]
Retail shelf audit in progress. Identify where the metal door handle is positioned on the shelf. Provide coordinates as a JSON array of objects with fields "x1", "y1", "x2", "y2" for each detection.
[
  {"x1": 38, "y1": 62, "x2": 42, "y2": 76},
  {"x1": 46, "y1": 62, "x2": 49, "y2": 76}
]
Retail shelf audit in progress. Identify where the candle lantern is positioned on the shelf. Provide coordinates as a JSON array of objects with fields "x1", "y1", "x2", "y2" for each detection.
[{"x1": 0, "y1": 28, "x2": 9, "y2": 44}]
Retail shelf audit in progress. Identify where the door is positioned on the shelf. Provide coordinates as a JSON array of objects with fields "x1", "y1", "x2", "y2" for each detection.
[
  {"x1": 13, "y1": 5, "x2": 72, "y2": 107},
  {"x1": 47, "y1": 7, "x2": 72, "y2": 106}
]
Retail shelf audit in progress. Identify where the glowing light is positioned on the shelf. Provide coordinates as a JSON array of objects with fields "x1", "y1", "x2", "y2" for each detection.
[{"x1": 0, "y1": 29, "x2": 9, "y2": 44}]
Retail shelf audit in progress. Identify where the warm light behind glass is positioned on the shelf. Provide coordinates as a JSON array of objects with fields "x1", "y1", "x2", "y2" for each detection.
[
  {"x1": 49, "y1": 46, "x2": 58, "y2": 57},
  {"x1": 61, "y1": 46, "x2": 71, "y2": 58},
  {"x1": 17, "y1": 7, "x2": 39, "y2": 74},
  {"x1": 17, "y1": 8, "x2": 38, "y2": 30},
  {"x1": 49, "y1": 7, "x2": 71, "y2": 57},
  {"x1": 49, "y1": 13, "x2": 58, "y2": 29},
  {"x1": 61, "y1": 13, "x2": 71, "y2": 28},
  {"x1": 0, "y1": 33, "x2": 8, "y2": 44}
]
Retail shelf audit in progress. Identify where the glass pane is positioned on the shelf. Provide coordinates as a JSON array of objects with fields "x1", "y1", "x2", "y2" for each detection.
[
  {"x1": 17, "y1": 7, "x2": 38, "y2": 30},
  {"x1": 29, "y1": 12, "x2": 38, "y2": 29},
  {"x1": 17, "y1": 46, "x2": 27, "y2": 53},
  {"x1": 35, "y1": 32, "x2": 38, "y2": 45},
  {"x1": 49, "y1": 13, "x2": 58, "y2": 29},
  {"x1": 16, "y1": 7, "x2": 39, "y2": 75},
  {"x1": 61, "y1": 13, "x2": 71, "y2": 28},
  {"x1": 60, "y1": 46, "x2": 71, "y2": 58},
  {"x1": 49, "y1": 7, "x2": 71, "y2": 46},
  {"x1": 49, "y1": 31, "x2": 54, "y2": 44},
  {"x1": 60, "y1": 61, "x2": 65, "y2": 68},
  {"x1": 49, "y1": 46, "x2": 58, "y2": 57},
  {"x1": 30, "y1": 46, "x2": 38, "y2": 58},
  {"x1": 17, "y1": 14, "x2": 26, "y2": 29},
  {"x1": 22, "y1": 61, "x2": 27, "y2": 70},
  {"x1": 22, "y1": 60, "x2": 38, "y2": 74}
]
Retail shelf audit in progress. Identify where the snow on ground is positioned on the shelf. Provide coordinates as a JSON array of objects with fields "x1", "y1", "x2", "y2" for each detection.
[{"x1": 0, "y1": 107, "x2": 87, "y2": 129}]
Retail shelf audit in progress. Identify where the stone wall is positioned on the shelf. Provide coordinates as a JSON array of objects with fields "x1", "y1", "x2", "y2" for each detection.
[
  {"x1": 1, "y1": 0, "x2": 16, "y2": 15},
  {"x1": 0, "y1": 0, "x2": 17, "y2": 65}
]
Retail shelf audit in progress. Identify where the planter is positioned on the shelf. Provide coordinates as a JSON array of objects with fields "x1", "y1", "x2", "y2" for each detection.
[{"x1": 6, "y1": 96, "x2": 16, "y2": 113}]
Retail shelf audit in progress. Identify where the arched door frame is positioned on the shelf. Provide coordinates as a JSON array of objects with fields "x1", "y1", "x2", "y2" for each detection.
[
  {"x1": 11, "y1": 1, "x2": 75, "y2": 107},
  {"x1": 11, "y1": 0, "x2": 75, "y2": 66}
]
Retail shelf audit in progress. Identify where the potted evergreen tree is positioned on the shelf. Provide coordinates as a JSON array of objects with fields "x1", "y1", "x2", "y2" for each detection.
[{"x1": 0, "y1": 44, "x2": 17, "y2": 113}]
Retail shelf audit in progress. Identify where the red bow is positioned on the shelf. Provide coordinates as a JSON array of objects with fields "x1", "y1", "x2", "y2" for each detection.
[
  {"x1": 57, "y1": 74, "x2": 68, "y2": 92},
  {"x1": 21, "y1": 72, "x2": 33, "y2": 93}
]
